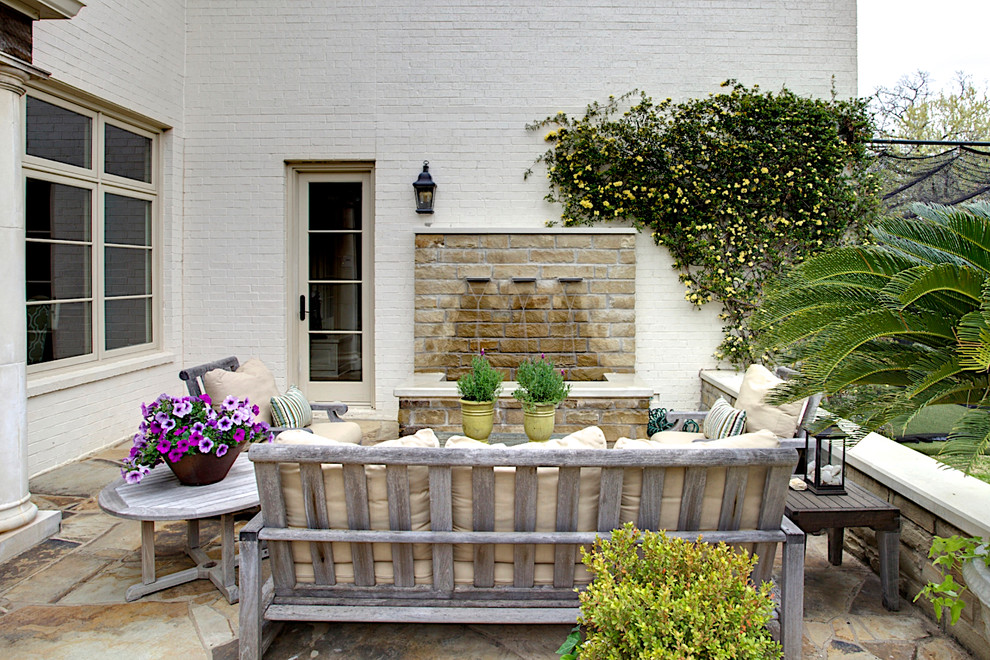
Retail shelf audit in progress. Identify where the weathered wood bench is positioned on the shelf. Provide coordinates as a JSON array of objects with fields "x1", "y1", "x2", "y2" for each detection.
[{"x1": 239, "y1": 442, "x2": 805, "y2": 659}]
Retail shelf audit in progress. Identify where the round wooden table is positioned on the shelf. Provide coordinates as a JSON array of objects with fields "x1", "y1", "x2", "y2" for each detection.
[{"x1": 98, "y1": 453, "x2": 259, "y2": 603}]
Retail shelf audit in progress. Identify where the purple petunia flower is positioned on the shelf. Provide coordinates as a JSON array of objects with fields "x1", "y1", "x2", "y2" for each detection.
[
  {"x1": 192, "y1": 422, "x2": 205, "y2": 434},
  {"x1": 199, "y1": 393, "x2": 212, "y2": 406},
  {"x1": 155, "y1": 411, "x2": 169, "y2": 425},
  {"x1": 129, "y1": 446, "x2": 141, "y2": 459},
  {"x1": 215, "y1": 444, "x2": 228, "y2": 457},
  {"x1": 189, "y1": 430, "x2": 204, "y2": 443},
  {"x1": 150, "y1": 423, "x2": 163, "y2": 435},
  {"x1": 251, "y1": 404, "x2": 260, "y2": 416},
  {"x1": 176, "y1": 438, "x2": 193, "y2": 453},
  {"x1": 173, "y1": 400, "x2": 193, "y2": 418},
  {"x1": 157, "y1": 439, "x2": 172, "y2": 454},
  {"x1": 125, "y1": 470, "x2": 143, "y2": 484},
  {"x1": 217, "y1": 417, "x2": 234, "y2": 432},
  {"x1": 222, "y1": 395, "x2": 238, "y2": 412},
  {"x1": 253, "y1": 423, "x2": 265, "y2": 434},
  {"x1": 266, "y1": 432, "x2": 275, "y2": 443},
  {"x1": 161, "y1": 418, "x2": 176, "y2": 432},
  {"x1": 198, "y1": 437, "x2": 214, "y2": 453},
  {"x1": 168, "y1": 449, "x2": 184, "y2": 463},
  {"x1": 233, "y1": 428, "x2": 246, "y2": 443},
  {"x1": 231, "y1": 409, "x2": 246, "y2": 424},
  {"x1": 206, "y1": 408, "x2": 218, "y2": 421}
]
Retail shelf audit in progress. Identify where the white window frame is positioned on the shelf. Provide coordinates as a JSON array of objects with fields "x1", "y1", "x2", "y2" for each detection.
[{"x1": 23, "y1": 88, "x2": 162, "y2": 375}]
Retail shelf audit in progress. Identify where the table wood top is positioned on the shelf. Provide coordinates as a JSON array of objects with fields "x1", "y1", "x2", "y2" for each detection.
[
  {"x1": 98, "y1": 454, "x2": 260, "y2": 521},
  {"x1": 785, "y1": 480, "x2": 899, "y2": 532}
]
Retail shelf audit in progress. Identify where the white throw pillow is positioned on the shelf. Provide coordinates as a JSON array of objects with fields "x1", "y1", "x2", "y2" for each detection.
[{"x1": 734, "y1": 364, "x2": 807, "y2": 438}]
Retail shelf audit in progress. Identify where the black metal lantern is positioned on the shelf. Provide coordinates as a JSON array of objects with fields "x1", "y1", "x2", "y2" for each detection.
[
  {"x1": 413, "y1": 161, "x2": 436, "y2": 214},
  {"x1": 805, "y1": 425, "x2": 847, "y2": 495}
]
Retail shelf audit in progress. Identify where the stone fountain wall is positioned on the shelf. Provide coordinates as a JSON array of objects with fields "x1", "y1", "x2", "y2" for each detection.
[{"x1": 413, "y1": 230, "x2": 636, "y2": 381}]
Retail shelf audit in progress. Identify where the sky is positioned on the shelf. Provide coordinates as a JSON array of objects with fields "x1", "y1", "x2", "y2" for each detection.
[{"x1": 858, "y1": 0, "x2": 990, "y2": 96}]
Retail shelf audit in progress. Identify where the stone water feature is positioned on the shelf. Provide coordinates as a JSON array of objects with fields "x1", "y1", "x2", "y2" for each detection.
[{"x1": 397, "y1": 229, "x2": 650, "y2": 442}]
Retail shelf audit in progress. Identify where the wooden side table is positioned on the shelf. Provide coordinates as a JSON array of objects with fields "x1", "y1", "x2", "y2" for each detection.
[
  {"x1": 98, "y1": 454, "x2": 259, "y2": 603},
  {"x1": 785, "y1": 480, "x2": 901, "y2": 610}
]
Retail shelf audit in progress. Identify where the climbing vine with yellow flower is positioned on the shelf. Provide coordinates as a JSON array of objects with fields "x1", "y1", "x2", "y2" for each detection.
[{"x1": 526, "y1": 81, "x2": 882, "y2": 365}]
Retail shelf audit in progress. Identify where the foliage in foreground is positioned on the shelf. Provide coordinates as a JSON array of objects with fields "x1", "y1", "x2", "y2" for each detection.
[
  {"x1": 752, "y1": 202, "x2": 990, "y2": 475},
  {"x1": 566, "y1": 524, "x2": 780, "y2": 659},
  {"x1": 915, "y1": 535, "x2": 990, "y2": 625},
  {"x1": 528, "y1": 82, "x2": 881, "y2": 365}
]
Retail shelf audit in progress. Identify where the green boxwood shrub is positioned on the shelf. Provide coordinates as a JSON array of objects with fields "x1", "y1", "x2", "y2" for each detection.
[{"x1": 565, "y1": 524, "x2": 781, "y2": 659}]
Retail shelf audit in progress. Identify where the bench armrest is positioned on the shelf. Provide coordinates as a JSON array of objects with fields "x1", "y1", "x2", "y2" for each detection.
[
  {"x1": 310, "y1": 401, "x2": 348, "y2": 422},
  {"x1": 240, "y1": 511, "x2": 265, "y2": 542}
]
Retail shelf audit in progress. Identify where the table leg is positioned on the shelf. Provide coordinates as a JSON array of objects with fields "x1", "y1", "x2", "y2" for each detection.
[
  {"x1": 140, "y1": 520, "x2": 156, "y2": 584},
  {"x1": 220, "y1": 513, "x2": 237, "y2": 596},
  {"x1": 187, "y1": 519, "x2": 200, "y2": 550},
  {"x1": 827, "y1": 527, "x2": 844, "y2": 566},
  {"x1": 878, "y1": 529, "x2": 900, "y2": 610}
]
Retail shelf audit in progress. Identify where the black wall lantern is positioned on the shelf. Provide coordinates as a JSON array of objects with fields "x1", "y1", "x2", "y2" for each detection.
[{"x1": 413, "y1": 160, "x2": 436, "y2": 214}]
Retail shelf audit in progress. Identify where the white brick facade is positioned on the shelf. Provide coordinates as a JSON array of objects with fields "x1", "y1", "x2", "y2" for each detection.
[{"x1": 21, "y1": 0, "x2": 857, "y2": 472}]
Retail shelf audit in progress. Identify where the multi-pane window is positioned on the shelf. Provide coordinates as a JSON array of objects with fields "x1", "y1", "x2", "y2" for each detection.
[{"x1": 24, "y1": 93, "x2": 158, "y2": 369}]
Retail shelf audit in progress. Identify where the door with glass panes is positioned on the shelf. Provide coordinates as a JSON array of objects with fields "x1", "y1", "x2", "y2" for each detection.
[{"x1": 295, "y1": 171, "x2": 373, "y2": 405}]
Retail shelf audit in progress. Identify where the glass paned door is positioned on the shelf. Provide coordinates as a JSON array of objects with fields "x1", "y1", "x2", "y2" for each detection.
[{"x1": 297, "y1": 172, "x2": 373, "y2": 405}]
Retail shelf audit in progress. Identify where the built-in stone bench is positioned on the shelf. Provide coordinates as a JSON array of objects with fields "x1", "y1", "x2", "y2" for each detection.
[{"x1": 394, "y1": 372, "x2": 651, "y2": 443}]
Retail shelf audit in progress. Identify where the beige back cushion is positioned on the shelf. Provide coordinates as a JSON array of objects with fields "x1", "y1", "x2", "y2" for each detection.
[
  {"x1": 203, "y1": 358, "x2": 280, "y2": 425},
  {"x1": 447, "y1": 426, "x2": 607, "y2": 566},
  {"x1": 649, "y1": 430, "x2": 706, "y2": 444},
  {"x1": 614, "y1": 429, "x2": 778, "y2": 531},
  {"x1": 734, "y1": 364, "x2": 806, "y2": 438},
  {"x1": 308, "y1": 421, "x2": 363, "y2": 444},
  {"x1": 275, "y1": 428, "x2": 439, "y2": 584}
]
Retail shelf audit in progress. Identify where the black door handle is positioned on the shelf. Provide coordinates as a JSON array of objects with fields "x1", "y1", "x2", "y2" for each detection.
[{"x1": 299, "y1": 295, "x2": 307, "y2": 321}]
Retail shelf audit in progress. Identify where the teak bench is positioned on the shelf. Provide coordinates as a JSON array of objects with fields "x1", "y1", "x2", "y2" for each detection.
[{"x1": 239, "y1": 442, "x2": 805, "y2": 659}]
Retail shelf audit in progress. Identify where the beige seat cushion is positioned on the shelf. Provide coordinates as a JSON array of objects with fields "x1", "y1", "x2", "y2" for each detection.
[
  {"x1": 203, "y1": 358, "x2": 280, "y2": 425},
  {"x1": 649, "y1": 430, "x2": 706, "y2": 444},
  {"x1": 308, "y1": 421, "x2": 363, "y2": 444},
  {"x1": 614, "y1": 430, "x2": 778, "y2": 531},
  {"x1": 734, "y1": 364, "x2": 807, "y2": 438},
  {"x1": 274, "y1": 428, "x2": 439, "y2": 584},
  {"x1": 447, "y1": 426, "x2": 607, "y2": 565}
]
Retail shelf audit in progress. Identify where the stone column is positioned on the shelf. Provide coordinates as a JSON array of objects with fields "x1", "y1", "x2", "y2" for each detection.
[{"x1": 0, "y1": 55, "x2": 60, "y2": 562}]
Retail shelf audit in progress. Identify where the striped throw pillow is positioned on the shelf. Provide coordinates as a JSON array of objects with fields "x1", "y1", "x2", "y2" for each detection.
[
  {"x1": 703, "y1": 397, "x2": 747, "y2": 439},
  {"x1": 270, "y1": 386, "x2": 313, "y2": 428}
]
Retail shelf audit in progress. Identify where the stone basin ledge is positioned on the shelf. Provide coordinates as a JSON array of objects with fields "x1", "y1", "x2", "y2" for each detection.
[{"x1": 394, "y1": 373, "x2": 652, "y2": 442}]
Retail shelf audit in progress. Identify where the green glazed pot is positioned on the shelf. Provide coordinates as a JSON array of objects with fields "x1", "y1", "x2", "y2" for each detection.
[
  {"x1": 460, "y1": 399, "x2": 495, "y2": 441},
  {"x1": 522, "y1": 403, "x2": 556, "y2": 442}
]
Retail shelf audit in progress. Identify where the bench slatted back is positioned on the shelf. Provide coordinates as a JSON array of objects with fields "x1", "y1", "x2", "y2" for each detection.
[{"x1": 249, "y1": 443, "x2": 798, "y2": 600}]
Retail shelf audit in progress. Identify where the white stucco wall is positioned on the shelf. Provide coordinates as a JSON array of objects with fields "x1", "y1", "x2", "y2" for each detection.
[
  {"x1": 19, "y1": 0, "x2": 857, "y2": 472},
  {"x1": 25, "y1": 0, "x2": 187, "y2": 474}
]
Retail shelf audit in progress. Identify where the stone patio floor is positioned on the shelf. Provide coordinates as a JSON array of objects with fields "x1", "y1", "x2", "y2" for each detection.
[{"x1": 0, "y1": 420, "x2": 976, "y2": 659}]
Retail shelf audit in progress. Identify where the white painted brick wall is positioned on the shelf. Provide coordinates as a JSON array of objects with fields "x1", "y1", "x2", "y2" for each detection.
[
  {"x1": 25, "y1": 1, "x2": 187, "y2": 475},
  {"x1": 21, "y1": 0, "x2": 857, "y2": 471},
  {"x1": 181, "y1": 0, "x2": 856, "y2": 420}
]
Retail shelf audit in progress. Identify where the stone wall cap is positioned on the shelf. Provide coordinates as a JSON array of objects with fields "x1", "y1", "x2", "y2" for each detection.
[
  {"x1": 394, "y1": 372, "x2": 652, "y2": 399},
  {"x1": 415, "y1": 227, "x2": 637, "y2": 235}
]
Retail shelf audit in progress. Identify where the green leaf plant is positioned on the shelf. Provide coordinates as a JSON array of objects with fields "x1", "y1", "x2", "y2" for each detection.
[
  {"x1": 566, "y1": 523, "x2": 781, "y2": 659},
  {"x1": 527, "y1": 81, "x2": 882, "y2": 366},
  {"x1": 752, "y1": 202, "x2": 990, "y2": 624}
]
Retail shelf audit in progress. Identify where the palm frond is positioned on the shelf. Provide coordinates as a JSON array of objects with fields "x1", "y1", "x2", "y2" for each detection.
[
  {"x1": 882, "y1": 263, "x2": 985, "y2": 310},
  {"x1": 941, "y1": 403, "x2": 990, "y2": 474}
]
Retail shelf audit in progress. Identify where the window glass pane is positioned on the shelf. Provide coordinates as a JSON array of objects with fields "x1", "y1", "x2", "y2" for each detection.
[
  {"x1": 308, "y1": 283, "x2": 361, "y2": 331},
  {"x1": 105, "y1": 247, "x2": 151, "y2": 297},
  {"x1": 26, "y1": 97, "x2": 92, "y2": 168},
  {"x1": 309, "y1": 233, "x2": 360, "y2": 280},
  {"x1": 26, "y1": 242, "x2": 91, "y2": 300},
  {"x1": 309, "y1": 182, "x2": 361, "y2": 230},
  {"x1": 105, "y1": 124, "x2": 152, "y2": 182},
  {"x1": 26, "y1": 179, "x2": 91, "y2": 241},
  {"x1": 105, "y1": 298, "x2": 152, "y2": 350},
  {"x1": 26, "y1": 301, "x2": 92, "y2": 364},
  {"x1": 105, "y1": 194, "x2": 151, "y2": 246},
  {"x1": 309, "y1": 334, "x2": 362, "y2": 382}
]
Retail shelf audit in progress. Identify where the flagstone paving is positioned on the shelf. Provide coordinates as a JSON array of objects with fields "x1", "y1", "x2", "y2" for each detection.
[{"x1": 0, "y1": 420, "x2": 975, "y2": 659}]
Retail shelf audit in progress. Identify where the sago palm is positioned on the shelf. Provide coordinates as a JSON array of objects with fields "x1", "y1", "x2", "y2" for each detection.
[{"x1": 751, "y1": 202, "x2": 990, "y2": 474}]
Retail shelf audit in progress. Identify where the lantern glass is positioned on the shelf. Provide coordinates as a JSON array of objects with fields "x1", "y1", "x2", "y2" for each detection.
[{"x1": 804, "y1": 428, "x2": 847, "y2": 495}]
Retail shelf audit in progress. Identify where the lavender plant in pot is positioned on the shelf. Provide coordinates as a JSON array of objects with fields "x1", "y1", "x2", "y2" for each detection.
[
  {"x1": 513, "y1": 355, "x2": 571, "y2": 442},
  {"x1": 457, "y1": 351, "x2": 504, "y2": 442}
]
